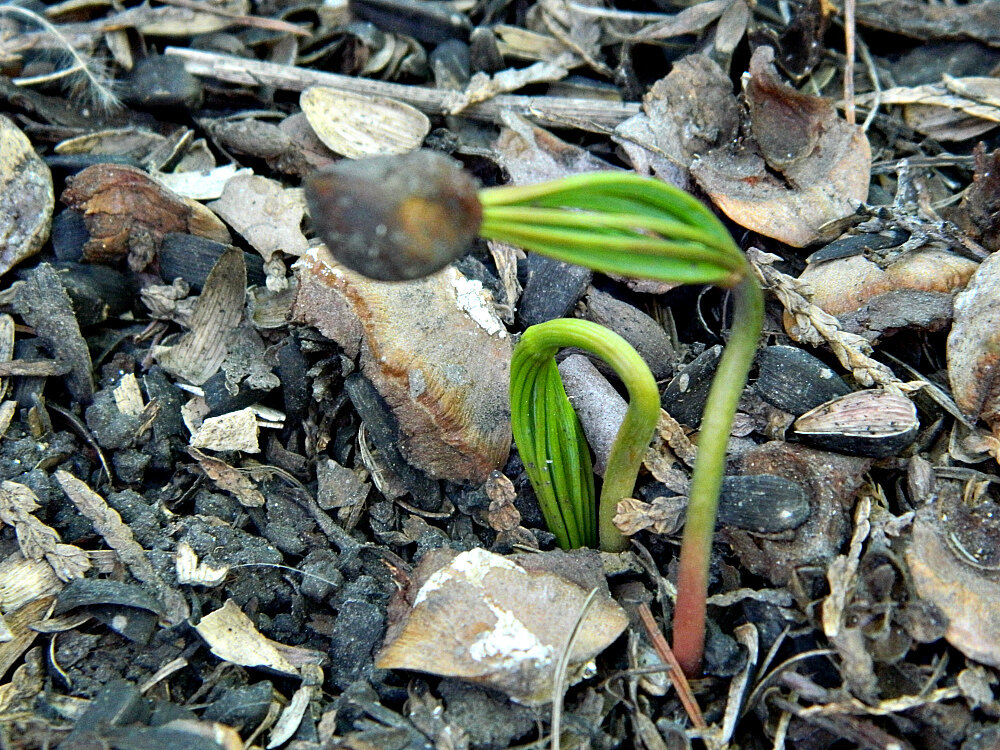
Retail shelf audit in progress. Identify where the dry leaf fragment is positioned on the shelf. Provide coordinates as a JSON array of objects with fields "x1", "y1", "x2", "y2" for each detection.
[
  {"x1": 0, "y1": 482, "x2": 90, "y2": 582},
  {"x1": 907, "y1": 504, "x2": 1000, "y2": 668},
  {"x1": 175, "y1": 541, "x2": 229, "y2": 587},
  {"x1": 208, "y1": 174, "x2": 308, "y2": 291},
  {"x1": 613, "y1": 496, "x2": 686, "y2": 536},
  {"x1": 948, "y1": 250, "x2": 1000, "y2": 432},
  {"x1": 61, "y1": 163, "x2": 230, "y2": 271},
  {"x1": 154, "y1": 246, "x2": 246, "y2": 385},
  {"x1": 195, "y1": 599, "x2": 326, "y2": 677},
  {"x1": 376, "y1": 548, "x2": 627, "y2": 705},
  {"x1": 301, "y1": 86, "x2": 430, "y2": 158},
  {"x1": 0, "y1": 553, "x2": 64, "y2": 614},
  {"x1": 613, "y1": 54, "x2": 739, "y2": 180},
  {"x1": 692, "y1": 46, "x2": 871, "y2": 247},
  {"x1": 55, "y1": 470, "x2": 189, "y2": 625},
  {"x1": 187, "y1": 447, "x2": 265, "y2": 505},
  {"x1": 0, "y1": 116, "x2": 53, "y2": 278}
]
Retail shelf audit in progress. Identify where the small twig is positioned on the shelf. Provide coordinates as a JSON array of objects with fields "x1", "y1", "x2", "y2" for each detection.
[
  {"x1": 842, "y1": 0, "x2": 856, "y2": 124},
  {"x1": 153, "y1": 0, "x2": 311, "y2": 35},
  {"x1": 164, "y1": 47, "x2": 640, "y2": 132},
  {"x1": 550, "y1": 587, "x2": 600, "y2": 750},
  {"x1": 636, "y1": 603, "x2": 706, "y2": 729}
]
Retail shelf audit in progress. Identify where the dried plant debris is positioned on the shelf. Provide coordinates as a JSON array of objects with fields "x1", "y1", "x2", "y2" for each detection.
[
  {"x1": 195, "y1": 599, "x2": 326, "y2": 678},
  {"x1": 948, "y1": 249, "x2": 1000, "y2": 439},
  {"x1": 207, "y1": 173, "x2": 308, "y2": 291},
  {"x1": 0, "y1": 481, "x2": 89, "y2": 583},
  {"x1": 908, "y1": 493, "x2": 1000, "y2": 668},
  {"x1": 0, "y1": 116, "x2": 53, "y2": 279},
  {"x1": 376, "y1": 548, "x2": 627, "y2": 705},
  {"x1": 153, "y1": 246, "x2": 247, "y2": 385},
  {"x1": 794, "y1": 248, "x2": 979, "y2": 341},
  {"x1": 614, "y1": 54, "x2": 738, "y2": 182},
  {"x1": 692, "y1": 46, "x2": 871, "y2": 247},
  {"x1": 293, "y1": 247, "x2": 511, "y2": 483},
  {"x1": 61, "y1": 164, "x2": 230, "y2": 271}
]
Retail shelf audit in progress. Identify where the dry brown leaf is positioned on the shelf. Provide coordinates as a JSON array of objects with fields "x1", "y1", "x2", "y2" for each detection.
[
  {"x1": 376, "y1": 548, "x2": 627, "y2": 705},
  {"x1": 208, "y1": 173, "x2": 308, "y2": 290},
  {"x1": 186, "y1": 447, "x2": 265, "y2": 506},
  {"x1": 194, "y1": 599, "x2": 302, "y2": 677},
  {"x1": 0, "y1": 482, "x2": 90, "y2": 583},
  {"x1": 292, "y1": 247, "x2": 511, "y2": 483},
  {"x1": 0, "y1": 116, "x2": 52, "y2": 278},
  {"x1": 494, "y1": 112, "x2": 617, "y2": 185},
  {"x1": 154, "y1": 246, "x2": 246, "y2": 385},
  {"x1": 612, "y1": 496, "x2": 685, "y2": 536},
  {"x1": 692, "y1": 46, "x2": 871, "y2": 247},
  {"x1": 908, "y1": 504, "x2": 1000, "y2": 668},
  {"x1": 614, "y1": 54, "x2": 738, "y2": 181}
]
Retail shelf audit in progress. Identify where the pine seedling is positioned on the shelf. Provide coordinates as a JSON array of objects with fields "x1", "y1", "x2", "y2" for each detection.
[{"x1": 305, "y1": 151, "x2": 765, "y2": 676}]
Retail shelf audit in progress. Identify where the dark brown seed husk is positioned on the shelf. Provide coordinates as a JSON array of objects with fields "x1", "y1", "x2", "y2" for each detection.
[{"x1": 304, "y1": 150, "x2": 482, "y2": 281}]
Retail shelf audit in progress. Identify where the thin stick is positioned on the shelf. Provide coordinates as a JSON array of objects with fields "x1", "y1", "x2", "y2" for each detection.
[
  {"x1": 550, "y1": 588, "x2": 601, "y2": 750},
  {"x1": 843, "y1": 0, "x2": 856, "y2": 124},
  {"x1": 164, "y1": 47, "x2": 640, "y2": 132},
  {"x1": 637, "y1": 603, "x2": 706, "y2": 729}
]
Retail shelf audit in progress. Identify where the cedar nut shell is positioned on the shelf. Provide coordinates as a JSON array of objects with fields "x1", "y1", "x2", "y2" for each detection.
[{"x1": 305, "y1": 150, "x2": 482, "y2": 281}]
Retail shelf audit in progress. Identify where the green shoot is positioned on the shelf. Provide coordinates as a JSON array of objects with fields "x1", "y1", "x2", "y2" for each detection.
[
  {"x1": 305, "y1": 154, "x2": 764, "y2": 677},
  {"x1": 480, "y1": 172, "x2": 764, "y2": 677},
  {"x1": 511, "y1": 319, "x2": 660, "y2": 551}
]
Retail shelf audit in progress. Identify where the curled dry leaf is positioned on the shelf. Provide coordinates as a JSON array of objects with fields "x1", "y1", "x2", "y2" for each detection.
[
  {"x1": 613, "y1": 54, "x2": 738, "y2": 181},
  {"x1": 300, "y1": 86, "x2": 430, "y2": 159},
  {"x1": 790, "y1": 249, "x2": 979, "y2": 341},
  {"x1": 62, "y1": 164, "x2": 230, "y2": 271},
  {"x1": 195, "y1": 599, "x2": 326, "y2": 678},
  {"x1": 292, "y1": 247, "x2": 511, "y2": 484},
  {"x1": 613, "y1": 496, "x2": 686, "y2": 536},
  {"x1": 376, "y1": 548, "x2": 627, "y2": 705},
  {"x1": 691, "y1": 46, "x2": 871, "y2": 247},
  {"x1": 948, "y1": 250, "x2": 1000, "y2": 433},
  {"x1": 0, "y1": 116, "x2": 53, "y2": 278}
]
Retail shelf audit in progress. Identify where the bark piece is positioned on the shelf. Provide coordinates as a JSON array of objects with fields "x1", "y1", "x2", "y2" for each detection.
[{"x1": 13, "y1": 264, "x2": 94, "y2": 403}]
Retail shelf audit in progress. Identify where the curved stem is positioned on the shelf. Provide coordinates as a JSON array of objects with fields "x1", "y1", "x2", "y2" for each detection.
[
  {"x1": 671, "y1": 274, "x2": 764, "y2": 676},
  {"x1": 512, "y1": 319, "x2": 661, "y2": 552}
]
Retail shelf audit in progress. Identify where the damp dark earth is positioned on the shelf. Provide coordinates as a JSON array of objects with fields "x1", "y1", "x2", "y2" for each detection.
[{"x1": 2, "y1": 1, "x2": 1000, "y2": 748}]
